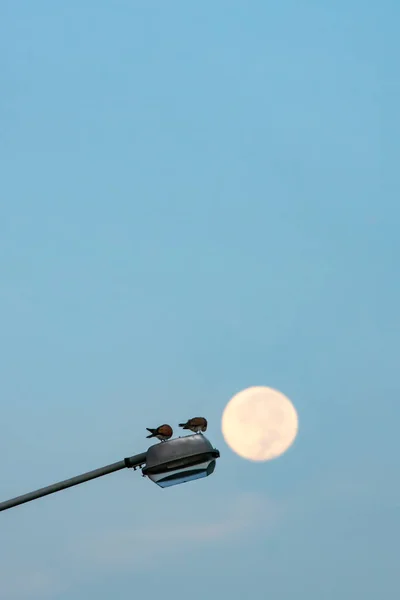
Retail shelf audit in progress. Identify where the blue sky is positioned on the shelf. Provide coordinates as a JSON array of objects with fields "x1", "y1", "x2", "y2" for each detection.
[{"x1": 1, "y1": 1, "x2": 399, "y2": 598}]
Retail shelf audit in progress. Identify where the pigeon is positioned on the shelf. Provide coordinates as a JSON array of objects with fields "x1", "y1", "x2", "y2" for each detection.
[
  {"x1": 146, "y1": 424, "x2": 173, "y2": 442},
  {"x1": 178, "y1": 417, "x2": 207, "y2": 434}
]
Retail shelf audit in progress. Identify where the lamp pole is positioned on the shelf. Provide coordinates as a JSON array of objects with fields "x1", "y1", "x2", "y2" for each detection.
[{"x1": 0, "y1": 452, "x2": 147, "y2": 513}]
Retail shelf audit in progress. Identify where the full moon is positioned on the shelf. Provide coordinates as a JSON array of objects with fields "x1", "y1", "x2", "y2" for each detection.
[{"x1": 221, "y1": 386, "x2": 299, "y2": 462}]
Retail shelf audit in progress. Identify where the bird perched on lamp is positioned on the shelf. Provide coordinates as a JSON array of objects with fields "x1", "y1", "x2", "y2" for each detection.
[
  {"x1": 178, "y1": 417, "x2": 207, "y2": 434},
  {"x1": 146, "y1": 424, "x2": 173, "y2": 442}
]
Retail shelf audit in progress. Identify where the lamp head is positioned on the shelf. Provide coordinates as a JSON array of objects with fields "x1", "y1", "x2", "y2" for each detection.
[{"x1": 142, "y1": 434, "x2": 220, "y2": 488}]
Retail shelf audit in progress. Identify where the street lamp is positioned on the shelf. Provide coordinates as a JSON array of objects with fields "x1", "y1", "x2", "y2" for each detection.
[{"x1": 0, "y1": 434, "x2": 220, "y2": 513}]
